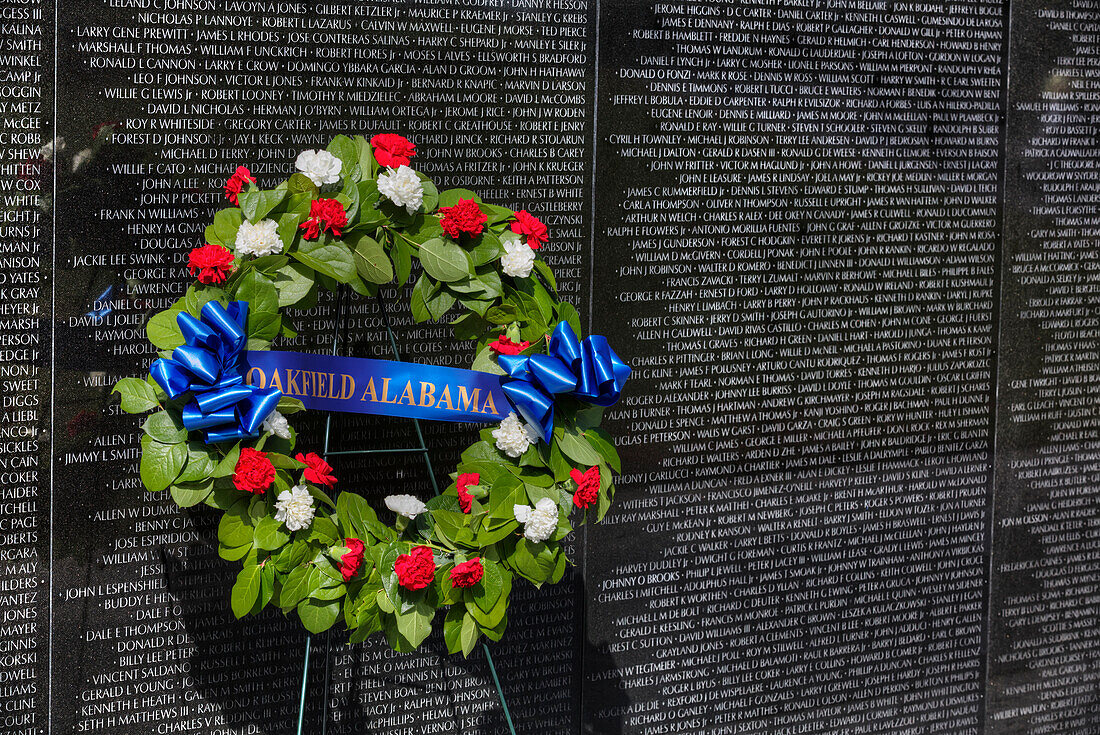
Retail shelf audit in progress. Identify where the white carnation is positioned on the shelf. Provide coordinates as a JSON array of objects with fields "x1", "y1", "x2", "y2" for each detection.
[
  {"x1": 385, "y1": 494, "x2": 427, "y2": 519},
  {"x1": 275, "y1": 485, "x2": 315, "y2": 532},
  {"x1": 235, "y1": 218, "x2": 283, "y2": 257},
  {"x1": 295, "y1": 149, "x2": 342, "y2": 186},
  {"x1": 493, "y1": 412, "x2": 537, "y2": 457},
  {"x1": 500, "y1": 239, "x2": 535, "y2": 278},
  {"x1": 261, "y1": 409, "x2": 291, "y2": 439},
  {"x1": 72, "y1": 148, "x2": 92, "y2": 173},
  {"x1": 514, "y1": 497, "x2": 558, "y2": 543},
  {"x1": 377, "y1": 165, "x2": 424, "y2": 214}
]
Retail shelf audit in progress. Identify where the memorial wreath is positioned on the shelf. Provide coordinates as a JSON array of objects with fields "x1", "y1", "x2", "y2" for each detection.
[{"x1": 111, "y1": 134, "x2": 630, "y2": 655}]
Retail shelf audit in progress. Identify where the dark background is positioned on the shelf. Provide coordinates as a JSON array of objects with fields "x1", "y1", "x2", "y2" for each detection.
[{"x1": 0, "y1": 1, "x2": 1097, "y2": 734}]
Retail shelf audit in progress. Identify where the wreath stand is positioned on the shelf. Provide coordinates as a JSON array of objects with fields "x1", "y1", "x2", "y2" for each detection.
[{"x1": 294, "y1": 287, "x2": 518, "y2": 735}]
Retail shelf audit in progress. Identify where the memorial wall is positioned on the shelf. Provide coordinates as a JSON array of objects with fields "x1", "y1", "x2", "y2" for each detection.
[{"x1": 0, "y1": 1, "x2": 1097, "y2": 734}]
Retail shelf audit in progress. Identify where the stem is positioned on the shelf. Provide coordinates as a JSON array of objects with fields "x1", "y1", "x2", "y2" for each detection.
[{"x1": 384, "y1": 226, "x2": 421, "y2": 249}]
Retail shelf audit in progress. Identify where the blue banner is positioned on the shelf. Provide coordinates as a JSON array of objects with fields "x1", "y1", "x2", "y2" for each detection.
[{"x1": 242, "y1": 350, "x2": 510, "y2": 425}]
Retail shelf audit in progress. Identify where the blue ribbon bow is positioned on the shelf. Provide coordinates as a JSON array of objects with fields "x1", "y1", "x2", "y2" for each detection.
[
  {"x1": 497, "y1": 321, "x2": 631, "y2": 443},
  {"x1": 149, "y1": 301, "x2": 282, "y2": 443}
]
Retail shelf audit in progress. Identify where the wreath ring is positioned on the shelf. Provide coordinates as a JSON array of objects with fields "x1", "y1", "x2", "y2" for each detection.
[{"x1": 112, "y1": 134, "x2": 629, "y2": 654}]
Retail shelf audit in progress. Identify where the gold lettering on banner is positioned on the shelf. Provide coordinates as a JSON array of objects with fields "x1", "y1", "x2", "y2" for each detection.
[
  {"x1": 360, "y1": 377, "x2": 378, "y2": 402},
  {"x1": 286, "y1": 369, "x2": 301, "y2": 395},
  {"x1": 399, "y1": 381, "x2": 416, "y2": 406},
  {"x1": 254, "y1": 363, "x2": 498, "y2": 415},
  {"x1": 245, "y1": 368, "x2": 265, "y2": 389},
  {"x1": 458, "y1": 386, "x2": 480, "y2": 413},
  {"x1": 437, "y1": 385, "x2": 454, "y2": 410},
  {"x1": 380, "y1": 377, "x2": 398, "y2": 404},
  {"x1": 420, "y1": 382, "x2": 436, "y2": 408}
]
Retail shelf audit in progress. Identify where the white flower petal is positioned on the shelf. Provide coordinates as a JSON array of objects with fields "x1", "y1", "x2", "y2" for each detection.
[
  {"x1": 261, "y1": 409, "x2": 291, "y2": 440},
  {"x1": 492, "y1": 412, "x2": 534, "y2": 458},
  {"x1": 500, "y1": 239, "x2": 535, "y2": 278},
  {"x1": 235, "y1": 219, "x2": 283, "y2": 258},
  {"x1": 275, "y1": 485, "x2": 315, "y2": 532},
  {"x1": 514, "y1": 504, "x2": 532, "y2": 524},
  {"x1": 385, "y1": 494, "x2": 427, "y2": 519},
  {"x1": 376, "y1": 165, "x2": 424, "y2": 214},
  {"x1": 295, "y1": 149, "x2": 342, "y2": 186}
]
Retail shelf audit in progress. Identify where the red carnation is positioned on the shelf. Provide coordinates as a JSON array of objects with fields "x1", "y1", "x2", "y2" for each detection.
[
  {"x1": 296, "y1": 452, "x2": 337, "y2": 488},
  {"x1": 394, "y1": 546, "x2": 436, "y2": 591},
  {"x1": 234, "y1": 447, "x2": 275, "y2": 495},
  {"x1": 340, "y1": 538, "x2": 365, "y2": 581},
  {"x1": 489, "y1": 335, "x2": 530, "y2": 356},
  {"x1": 450, "y1": 558, "x2": 484, "y2": 589},
  {"x1": 570, "y1": 466, "x2": 601, "y2": 509},
  {"x1": 370, "y1": 133, "x2": 416, "y2": 168},
  {"x1": 224, "y1": 165, "x2": 255, "y2": 206},
  {"x1": 439, "y1": 198, "x2": 487, "y2": 239},
  {"x1": 188, "y1": 243, "x2": 234, "y2": 285},
  {"x1": 510, "y1": 210, "x2": 548, "y2": 250},
  {"x1": 456, "y1": 472, "x2": 479, "y2": 514},
  {"x1": 299, "y1": 198, "x2": 348, "y2": 241}
]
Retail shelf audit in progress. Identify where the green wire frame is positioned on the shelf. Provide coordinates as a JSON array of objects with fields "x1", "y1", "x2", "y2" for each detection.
[{"x1": 295, "y1": 288, "x2": 518, "y2": 735}]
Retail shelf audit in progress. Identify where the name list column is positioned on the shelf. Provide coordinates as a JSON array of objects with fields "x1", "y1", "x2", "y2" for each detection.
[
  {"x1": 0, "y1": 1, "x2": 51, "y2": 734},
  {"x1": 588, "y1": 0, "x2": 1005, "y2": 732}
]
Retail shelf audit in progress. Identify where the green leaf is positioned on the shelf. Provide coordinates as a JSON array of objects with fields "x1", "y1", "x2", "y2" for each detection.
[
  {"x1": 140, "y1": 435, "x2": 187, "y2": 493},
  {"x1": 533, "y1": 259, "x2": 558, "y2": 295},
  {"x1": 438, "y1": 188, "x2": 482, "y2": 207},
  {"x1": 213, "y1": 208, "x2": 243, "y2": 246},
  {"x1": 410, "y1": 275, "x2": 432, "y2": 323},
  {"x1": 286, "y1": 173, "x2": 319, "y2": 198},
  {"x1": 310, "y1": 516, "x2": 340, "y2": 545},
  {"x1": 113, "y1": 378, "x2": 160, "y2": 414},
  {"x1": 391, "y1": 238, "x2": 413, "y2": 287},
  {"x1": 584, "y1": 428, "x2": 621, "y2": 473},
  {"x1": 452, "y1": 312, "x2": 491, "y2": 341},
  {"x1": 394, "y1": 601, "x2": 434, "y2": 648},
  {"x1": 218, "y1": 498, "x2": 254, "y2": 547},
  {"x1": 212, "y1": 444, "x2": 241, "y2": 478},
  {"x1": 298, "y1": 598, "x2": 341, "y2": 633},
  {"x1": 418, "y1": 238, "x2": 472, "y2": 282},
  {"x1": 555, "y1": 425, "x2": 603, "y2": 465},
  {"x1": 337, "y1": 492, "x2": 393, "y2": 542},
  {"x1": 238, "y1": 188, "x2": 286, "y2": 223},
  {"x1": 355, "y1": 135, "x2": 377, "y2": 178},
  {"x1": 469, "y1": 232, "x2": 505, "y2": 266},
  {"x1": 170, "y1": 480, "x2": 213, "y2": 508},
  {"x1": 235, "y1": 270, "x2": 279, "y2": 315},
  {"x1": 231, "y1": 564, "x2": 262, "y2": 618},
  {"x1": 272, "y1": 262, "x2": 314, "y2": 307},
  {"x1": 280, "y1": 565, "x2": 317, "y2": 608},
  {"x1": 142, "y1": 411, "x2": 186, "y2": 444},
  {"x1": 471, "y1": 345, "x2": 505, "y2": 376},
  {"x1": 472, "y1": 559, "x2": 504, "y2": 613},
  {"x1": 420, "y1": 177, "x2": 439, "y2": 212},
  {"x1": 292, "y1": 236, "x2": 357, "y2": 283},
  {"x1": 326, "y1": 134, "x2": 359, "y2": 177},
  {"x1": 353, "y1": 236, "x2": 394, "y2": 284},
  {"x1": 146, "y1": 309, "x2": 185, "y2": 351},
  {"x1": 255, "y1": 516, "x2": 291, "y2": 551},
  {"x1": 277, "y1": 396, "x2": 306, "y2": 415}
]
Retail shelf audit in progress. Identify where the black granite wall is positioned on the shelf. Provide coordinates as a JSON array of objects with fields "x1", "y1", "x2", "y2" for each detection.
[{"x1": 0, "y1": 1, "x2": 1097, "y2": 734}]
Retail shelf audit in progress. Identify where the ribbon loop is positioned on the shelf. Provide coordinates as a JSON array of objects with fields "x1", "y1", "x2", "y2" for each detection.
[
  {"x1": 499, "y1": 322, "x2": 631, "y2": 442},
  {"x1": 150, "y1": 300, "x2": 281, "y2": 443}
]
